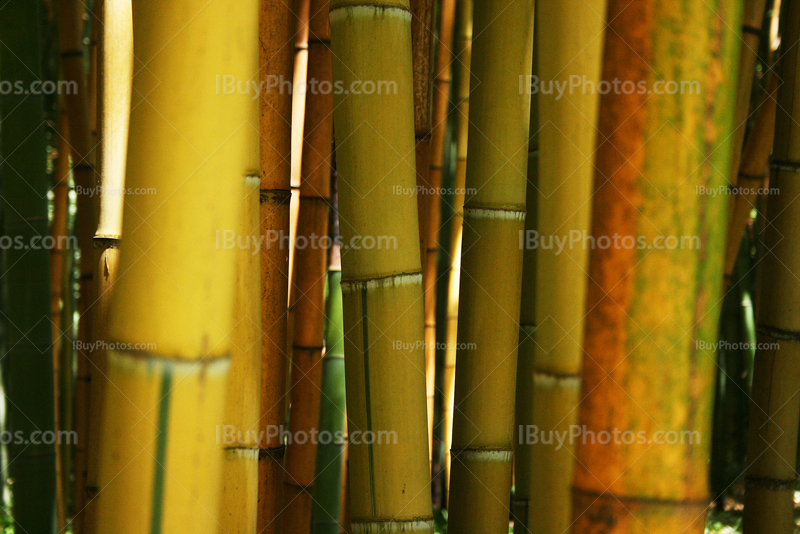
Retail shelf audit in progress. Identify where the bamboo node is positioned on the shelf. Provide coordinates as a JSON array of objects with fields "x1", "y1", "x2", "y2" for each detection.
[
  {"x1": 258, "y1": 445, "x2": 286, "y2": 462},
  {"x1": 341, "y1": 272, "x2": 422, "y2": 293},
  {"x1": 737, "y1": 170, "x2": 766, "y2": 183},
  {"x1": 350, "y1": 518, "x2": 435, "y2": 533},
  {"x1": 533, "y1": 373, "x2": 580, "y2": 389},
  {"x1": 463, "y1": 207, "x2": 526, "y2": 221},
  {"x1": 450, "y1": 448, "x2": 512, "y2": 462},
  {"x1": 260, "y1": 189, "x2": 292, "y2": 205},
  {"x1": 329, "y1": 4, "x2": 412, "y2": 23},
  {"x1": 223, "y1": 447, "x2": 259, "y2": 460},
  {"x1": 745, "y1": 475, "x2": 797, "y2": 491},
  {"x1": 757, "y1": 323, "x2": 800, "y2": 342},
  {"x1": 770, "y1": 160, "x2": 800, "y2": 174},
  {"x1": 93, "y1": 235, "x2": 120, "y2": 249}
]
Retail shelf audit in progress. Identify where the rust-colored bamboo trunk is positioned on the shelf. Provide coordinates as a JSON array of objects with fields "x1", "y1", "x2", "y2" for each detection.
[
  {"x1": 282, "y1": 0, "x2": 333, "y2": 529},
  {"x1": 572, "y1": 0, "x2": 739, "y2": 532},
  {"x1": 258, "y1": 0, "x2": 295, "y2": 531}
]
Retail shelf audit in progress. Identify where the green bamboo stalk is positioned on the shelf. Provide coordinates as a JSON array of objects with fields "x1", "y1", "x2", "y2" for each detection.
[
  {"x1": 0, "y1": 1, "x2": 57, "y2": 532},
  {"x1": 572, "y1": 0, "x2": 740, "y2": 531},
  {"x1": 743, "y1": 2, "x2": 800, "y2": 531},
  {"x1": 310, "y1": 245, "x2": 347, "y2": 534}
]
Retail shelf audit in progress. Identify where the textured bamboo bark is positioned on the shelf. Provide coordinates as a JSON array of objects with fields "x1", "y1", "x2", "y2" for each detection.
[
  {"x1": 83, "y1": 2, "x2": 133, "y2": 531},
  {"x1": 93, "y1": 1, "x2": 258, "y2": 532},
  {"x1": 441, "y1": 0, "x2": 471, "y2": 504},
  {"x1": 310, "y1": 247, "x2": 347, "y2": 534},
  {"x1": 513, "y1": 2, "x2": 606, "y2": 533},
  {"x1": 572, "y1": 0, "x2": 739, "y2": 532},
  {"x1": 283, "y1": 0, "x2": 333, "y2": 527},
  {"x1": 0, "y1": 2, "x2": 57, "y2": 531},
  {"x1": 258, "y1": 0, "x2": 295, "y2": 531},
  {"x1": 58, "y1": 2, "x2": 98, "y2": 523},
  {"x1": 447, "y1": 1, "x2": 533, "y2": 532},
  {"x1": 743, "y1": 3, "x2": 800, "y2": 531},
  {"x1": 425, "y1": 0, "x2": 456, "y2": 459},
  {"x1": 329, "y1": 0, "x2": 434, "y2": 530},
  {"x1": 729, "y1": 0, "x2": 769, "y2": 189},
  {"x1": 219, "y1": 178, "x2": 262, "y2": 534},
  {"x1": 723, "y1": 74, "x2": 777, "y2": 283}
]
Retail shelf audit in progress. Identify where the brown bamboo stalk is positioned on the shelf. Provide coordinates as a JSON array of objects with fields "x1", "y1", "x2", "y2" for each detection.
[
  {"x1": 572, "y1": 0, "x2": 739, "y2": 531},
  {"x1": 742, "y1": 3, "x2": 800, "y2": 531},
  {"x1": 258, "y1": 0, "x2": 296, "y2": 530},
  {"x1": 283, "y1": 0, "x2": 333, "y2": 529},
  {"x1": 425, "y1": 0, "x2": 456, "y2": 459}
]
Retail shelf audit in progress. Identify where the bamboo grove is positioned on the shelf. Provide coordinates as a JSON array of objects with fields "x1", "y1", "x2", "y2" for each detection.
[{"x1": 2, "y1": 0, "x2": 800, "y2": 533}]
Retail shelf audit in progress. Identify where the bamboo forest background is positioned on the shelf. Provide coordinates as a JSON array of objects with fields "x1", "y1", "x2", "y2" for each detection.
[{"x1": 0, "y1": 0, "x2": 797, "y2": 533}]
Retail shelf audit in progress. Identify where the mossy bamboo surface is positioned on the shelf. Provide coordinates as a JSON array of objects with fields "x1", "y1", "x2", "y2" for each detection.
[
  {"x1": 310, "y1": 248, "x2": 347, "y2": 534},
  {"x1": 572, "y1": 0, "x2": 739, "y2": 532},
  {"x1": 93, "y1": 1, "x2": 258, "y2": 532},
  {"x1": 58, "y1": 2, "x2": 98, "y2": 522},
  {"x1": 219, "y1": 177, "x2": 262, "y2": 534},
  {"x1": 441, "y1": 0, "x2": 471, "y2": 503},
  {"x1": 329, "y1": 0, "x2": 434, "y2": 530},
  {"x1": 729, "y1": 0, "x2": 769, "y2": 189},
  {"x1": 425, "y1": 0, "x2": 456, "y2": 458},
  {"x1": 0, "y1": 2, "x2": 56, "y2": 531},
  {"x1": 258, "y1": 0, "x2": 295, "y2": 530},
  {"x1": 515, "y1": 2, "x2": 606, "y2": 533},
  {"x1": 284, "y1": 0, "x2": 333, "y2": 527},
  {"x1": 83, "y1": 2, "x2": 133, "y2": 530},
  {"x1": 742, "y1": 3, "x2": 800, "y2": 531},
  {"x1": 723, "y1": 73, "x2": 776, "y2": 283},
  {"x1": 447, "y1": 1, "x2": 533, "y2": 532}
]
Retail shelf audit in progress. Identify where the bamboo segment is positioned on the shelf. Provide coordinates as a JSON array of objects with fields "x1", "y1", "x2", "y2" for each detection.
[
  {"x1": 310, "y1": 248, "x2": 347, "y2": 534},
  {"x1": 729, "y1": 0, "x2": 769, "y2": 189},
  {"x1": 0, "y1": 2, "x2": 56, "y2": 531},
  {"x1": 743, "y1": 3, "x2": 800, "y2": 531},
  {"x1": 572, "y1": 0, "x2": 739, "y2": 532},
  {"x1": 284, "y1": 0, "x2": 333, "y2": 526},
  {"x1": 329, "y1": 1, "x2": 434, "y2": 530},
  {"x1": 219, "y1": 178, "x2": 262, "y2": 534},
  {"x1": 93, "y1": 1, "x2": 258, "y2": 532},
  {"x1": 447, "y1": 0, "x2": 533, "y2": 532},
  {"x1": 441, "y1": 0, "x2": 471, "y2": 503},
  {"x1": 425, "y1": 0, "x2": 456, "y2": 460},
  {"x1": 258, "y1": 0, "x2": 295, "y2": 530},
  {"x1": 84, "y1": 2, "x2": 134, "y2": 531},
  {"x1": 515, "y1": 2, "x2": 606, "y2": 533}
]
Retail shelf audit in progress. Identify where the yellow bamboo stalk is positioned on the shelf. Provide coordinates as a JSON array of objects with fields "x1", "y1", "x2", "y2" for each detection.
[
  {"x1": 513, "y1": 2, "x2": 606, "y2": 533},
  {"x1": 83, "y1": 2, "x2": 133, "y2": 532},
  {"x1": 283, "y1": 0, "x2": 333, "y2": 528},
  {"x1": 743, "y1": 3, "x2": 800, "y2": 531},
  {"x1": 572, "y1": 0, "x2": 739, "y2": 531},
  {"x1": 446, "y1": 1, "x2": 533, "y2": 532},
  {"x1": 329, "y1": 0, "x2": 434, "y2": 530},
  {"x1": 425, "y1": 0, "x2": 456, "y2": 458},
  {"x1": 258, "y1": 0, "x2": 295, "y2": 530},
  {"x1": 441, "y1": 0, "x2": 471, "y2": 503},
  {"x1": 93, "y1": 1, "x2": 258, "y2": 532}
]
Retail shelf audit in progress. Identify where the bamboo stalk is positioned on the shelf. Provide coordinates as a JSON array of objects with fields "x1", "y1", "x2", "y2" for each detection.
[
  {"x1": 0, "y1": 2, "x2": 57, "y2": 531},
  {"x1": 283, "y1": 0, "x2": 333, "y2": 526},
  {"x1": 83, "y1": 2, "x2": 134, "y2": 531},
  {"x1": 93, "y1": 1, "x2": 258, "y2": 531},
  {"x1": 258, "y1": 0, "x2": 296, "y2": 530},
  {"x1": 446, "y1": 1, "x2": 533, "y2": 532},
  {"x1": 572, "y1": 0, "x2": 739, "y2": 531},
  {"x1": 441, "y1": 0, "x2": 471, "y2": 505},
  {"x1": 425, "y1": 0, "x2": 456, "y2": 461},
  {"x1": 310, "y1": 244, "x2": 347, "y2": 534},
  {"x1": 329, "y1": 0, "x2": 434, "y2": 529},
  {"x1": 742, "y1": 3, "x2": 800, "y2": 531},
  {"x1": 514, "y1": 2, "x2": 606, "y2": 533}
]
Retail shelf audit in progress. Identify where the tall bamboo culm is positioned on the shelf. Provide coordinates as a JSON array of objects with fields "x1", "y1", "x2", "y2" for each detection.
[
  {"x1": 84, "y1": 2, "x2": 133, "y2": 531},
  {"x1": 441, "y1": 0, "x2": 471, "y2": 503},
  {"x1": 572, "y1": 0, "x2": 739, "y2": 532},
  {"x1": 310, "y1": 243, "x2": 347, "y2": 534},
  {"x1": 514, "y1": 2, "x2": 606, "y2": 533},
  {"x1": 743, "y1": 2, "x2": 800, "y2": 531},
  {"x1": 258, "y1": 0, "x2": 295, "y2": 531},
  {"x1": 0, "y1": 2, "x2": 56, "y2": 531},
  {"x1": 329, "y1": 0, "x2": 435, "y2": 530},
  {"x1": 93, "y1": 1, "x2": 258, "y2": 532},
  {"x1": 58, "y1": 1, "x2": 98, "y2": 523},
  {"x1": 283, "y1": 0, "x2": 333, "y2": 528},
  {"x1": 446, "y1": 1, "x2": 533, "y2": 532}
]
